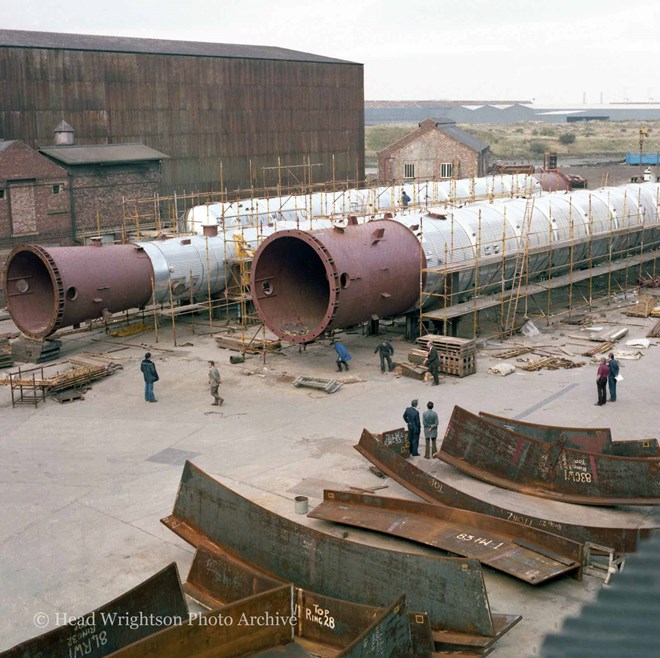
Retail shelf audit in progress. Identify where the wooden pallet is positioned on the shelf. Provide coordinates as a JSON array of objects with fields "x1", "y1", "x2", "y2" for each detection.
[
  {"x1": 415, "y1": 335, "x2": 477, "y2": 377},
  {"x1": 50, "y1": 389, "x2": 86, "y2": 404},
  {"x1": 627, "y1": 296, "x2": 655, "y2": 318}
]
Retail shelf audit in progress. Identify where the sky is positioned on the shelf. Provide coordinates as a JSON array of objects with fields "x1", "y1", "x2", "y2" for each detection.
[{"x1": 4, "y1": 0, "x2": 660, "y2": 106}]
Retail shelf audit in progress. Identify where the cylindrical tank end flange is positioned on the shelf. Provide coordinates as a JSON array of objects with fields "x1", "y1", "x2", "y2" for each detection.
[
  {"x1": 250, "y1": 220, "x2": 424, "y2": 343},
  {"x1": 3, "y1": 243, "x2": 154, "y2": 339}
]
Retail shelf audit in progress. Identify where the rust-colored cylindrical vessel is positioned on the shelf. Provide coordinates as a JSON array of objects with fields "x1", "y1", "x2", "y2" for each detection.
[
  {"x1": 250, "y1": 219, "x2": 424, "y2": 343},
  {"x1": 3, "y1": 244, "x2": 154, "y2": 339}
]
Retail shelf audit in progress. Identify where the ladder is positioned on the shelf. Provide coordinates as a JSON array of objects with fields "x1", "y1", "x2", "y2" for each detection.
[{"x1": 503, "y1": 197, "x2": 535, "y2": 336}]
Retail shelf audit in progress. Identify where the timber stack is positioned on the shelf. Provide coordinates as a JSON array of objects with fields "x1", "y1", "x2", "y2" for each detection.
[{"x1": 415, "y1": 334, "x2": 477, "y2": 377}]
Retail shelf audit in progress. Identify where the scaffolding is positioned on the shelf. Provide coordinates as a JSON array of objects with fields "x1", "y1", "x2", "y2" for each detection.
[
  {"x1": 66, "y1": 162, "x2": 659, "y2": 350},
  {"x1": 419, "y1": 186, "x2": 660, "y2": 340}
]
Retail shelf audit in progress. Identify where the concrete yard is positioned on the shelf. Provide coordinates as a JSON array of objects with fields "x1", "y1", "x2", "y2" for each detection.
[{"x1": 1, "y1": 297, "x2": 658, "y2": 656}]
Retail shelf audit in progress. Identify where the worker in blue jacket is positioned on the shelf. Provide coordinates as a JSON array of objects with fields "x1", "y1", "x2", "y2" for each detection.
[{"x1": 333, "y1": 339, "x2": 352, "y2": 372}]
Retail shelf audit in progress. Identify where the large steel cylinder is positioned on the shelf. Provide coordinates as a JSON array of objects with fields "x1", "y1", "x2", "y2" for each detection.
[
  {"x1": 3, "y1": 244, "x2": 154, "y2": 339},
  {"x1": 250, "y1": 219, "x2": 424, "y2": 343}
]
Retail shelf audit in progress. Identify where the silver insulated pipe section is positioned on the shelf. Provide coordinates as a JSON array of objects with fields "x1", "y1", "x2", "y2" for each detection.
[
  {"x1": 397, "y1": 182, "x2": 660, "y2": 304},
  {"x1": 185, "y1": 174, "x2": 542, "y2": 233}
]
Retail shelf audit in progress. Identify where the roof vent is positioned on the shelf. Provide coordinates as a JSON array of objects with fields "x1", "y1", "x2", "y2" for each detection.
[{"x1": 53, "y1": 120, "x2": 75, "y2": 146}]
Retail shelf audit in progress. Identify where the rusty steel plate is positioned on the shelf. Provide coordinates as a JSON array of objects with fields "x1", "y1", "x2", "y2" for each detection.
[
  {"x1": 355, "y1": 428, "x2": 652, "y2": 554},
  {"x1": 480, "y1": 412, "x2": 660, "y2": 457},
  {"x1": 309, "y1": 490, "x2": 582, "y2": 585},
  {"x1": 1, "y1": 563, "x2": 187, "y2": 658},
  {"x1": 187, "y1": 545, "x2": 399, "y2": 651},
  {"x1": 161, "y1": 461, "x2": 520, "y2": 648},
  {"x1": 187, "y1": 545, "x2": 413, "y2": 658},
  {"x1": 439, "y1": 407, "x2": 660, "y2": 506},
  {"x1": 106, "y1": 586, "x2": 295, "y2": 657}
]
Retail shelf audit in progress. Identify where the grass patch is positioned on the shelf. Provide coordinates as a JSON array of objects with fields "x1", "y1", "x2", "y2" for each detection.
[{"x1": 365, "y1": 120, "x2": 660, "y2": 164}]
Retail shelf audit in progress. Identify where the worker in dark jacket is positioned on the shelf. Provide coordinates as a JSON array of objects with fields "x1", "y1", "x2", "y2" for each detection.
[
  {"x1": 140, "y1": 352, "x2": 159, "y2": 403},
  {"x1": 403, "y1": 399, "x2": 421, "y2": 456},
  {"x1": 607, "y1": 352, "x2": 620, "y2": 402},
  {"x1": 424, "y1": 341, "x2": 440, "y2": 385},
  {"x1": 374, "y1": 340, "x2": 395, "y2": 373}
]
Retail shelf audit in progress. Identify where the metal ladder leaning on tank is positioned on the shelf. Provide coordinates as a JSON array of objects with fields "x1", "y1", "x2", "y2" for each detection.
[{"x1": 503, "y1": 197, "x2": 535, "y2": 337}]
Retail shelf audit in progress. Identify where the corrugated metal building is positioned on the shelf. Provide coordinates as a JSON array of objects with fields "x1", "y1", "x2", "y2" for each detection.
[{"x1": 0, "y1": 30, "x2": 364, "y2": 195}]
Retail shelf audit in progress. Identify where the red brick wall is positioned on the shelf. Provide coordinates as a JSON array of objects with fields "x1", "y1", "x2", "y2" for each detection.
[
  {"x1": 68, "y1": 163, "x2": 162, "y2": 237},
  {"x1": 0, "y1": 142, "x2": 71, "y2": 244},
  {"x1": 378, "y1": 130, "x2": 488, "y2": 183}
]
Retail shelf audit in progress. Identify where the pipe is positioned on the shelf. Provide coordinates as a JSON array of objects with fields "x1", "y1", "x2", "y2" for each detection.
[
  {"x1": 185, "y1": 174, "x2": 545, "y2": 233},
  {"x1": 250, "y1": 220, "x2": 424, "y2": 343},
  {"x1": 4, "y1": 182, "x2": 659, "y2": 341},
  {"x1": 2, "y1": 243, "x2": 154, "y2": 339}
]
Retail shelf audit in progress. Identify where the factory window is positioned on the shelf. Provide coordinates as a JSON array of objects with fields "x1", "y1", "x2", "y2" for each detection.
[
  {"x1": 440, "y1": 163, "x2": 453, "y2": 178},
  {"x1": 404, "y1": 163, "x2": 415, "y2": 179}
]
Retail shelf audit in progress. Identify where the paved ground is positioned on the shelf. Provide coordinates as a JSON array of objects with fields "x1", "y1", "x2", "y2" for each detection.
[{"x1": 0, "y1": 296, "x2": 659, "y2": 656}]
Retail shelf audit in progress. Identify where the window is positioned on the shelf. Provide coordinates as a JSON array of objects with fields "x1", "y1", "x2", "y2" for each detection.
[
  {"x1": 404, "y1": 163, "x2": 415, "y2": 179},
  {"x1": 440, "y1": 163, "x2": 453, "y2": 178},
  {"x1": 0, "y1": 189, "x2": 4, "y2": 199},
  {"x1": 52, "y1": 184, "x2": 63, "y2": 194}
]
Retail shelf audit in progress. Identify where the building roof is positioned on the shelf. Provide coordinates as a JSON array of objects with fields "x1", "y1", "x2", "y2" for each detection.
[
  {"x1": 0, "y1": 140, "x2": 69, "y2": 180},
  {"x1": 540, "y1": 531, "x2": 660, "y2": 658},
  {"x1": 0, "y1": 29, "x2": 358, "y2": 66},
  {"x1": 437, "y1": 122, "x2": 489, "y2": 153},
  {"x1": 378, "y1": 117, "x2": 489, "y2": 157},
  {"x1": 365, "y1": 100, "x2": 533, "y2": 108},
  {"x1": 39, "y1": 143, "x2": 169, "y2": 166},
  {"x1": 0, "y1": 139, "x2": 17, "y2": 153}
]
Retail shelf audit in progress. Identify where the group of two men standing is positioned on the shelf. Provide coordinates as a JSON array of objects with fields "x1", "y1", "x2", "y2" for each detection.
[
  {"x1": 403, "y1": 399, "x2": 439, "y2": 459},
  {"x1": 595, "y1": 352, "x2": 620, "y2": 406}
]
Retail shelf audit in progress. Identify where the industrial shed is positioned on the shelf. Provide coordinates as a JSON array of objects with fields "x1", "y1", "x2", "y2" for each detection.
[
  {"x1": 0, "y1": 29, "x2": 364, "y2": 195},
  {"x1": 378, "y1": 118, "x2": 490, "y2": 183}
]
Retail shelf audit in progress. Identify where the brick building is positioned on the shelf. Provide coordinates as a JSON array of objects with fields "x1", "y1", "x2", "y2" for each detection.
[
  {"x1": 0, "y1": 140, "x2": 71, "y2": 248},
  {"x1": 40, "y1": 139, "x2": 168, "y2": 241},
  {"x1": 0, "y1": 122, "x2": 167, "y2": 249},
  {"x1": 377, "y1": 118, "x2": 490, "y2": 183}
]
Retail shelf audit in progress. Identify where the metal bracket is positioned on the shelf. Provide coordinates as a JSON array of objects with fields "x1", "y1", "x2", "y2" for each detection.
[{"x1": 583, "y1": 542, "x2": 626, "y2": 585}]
